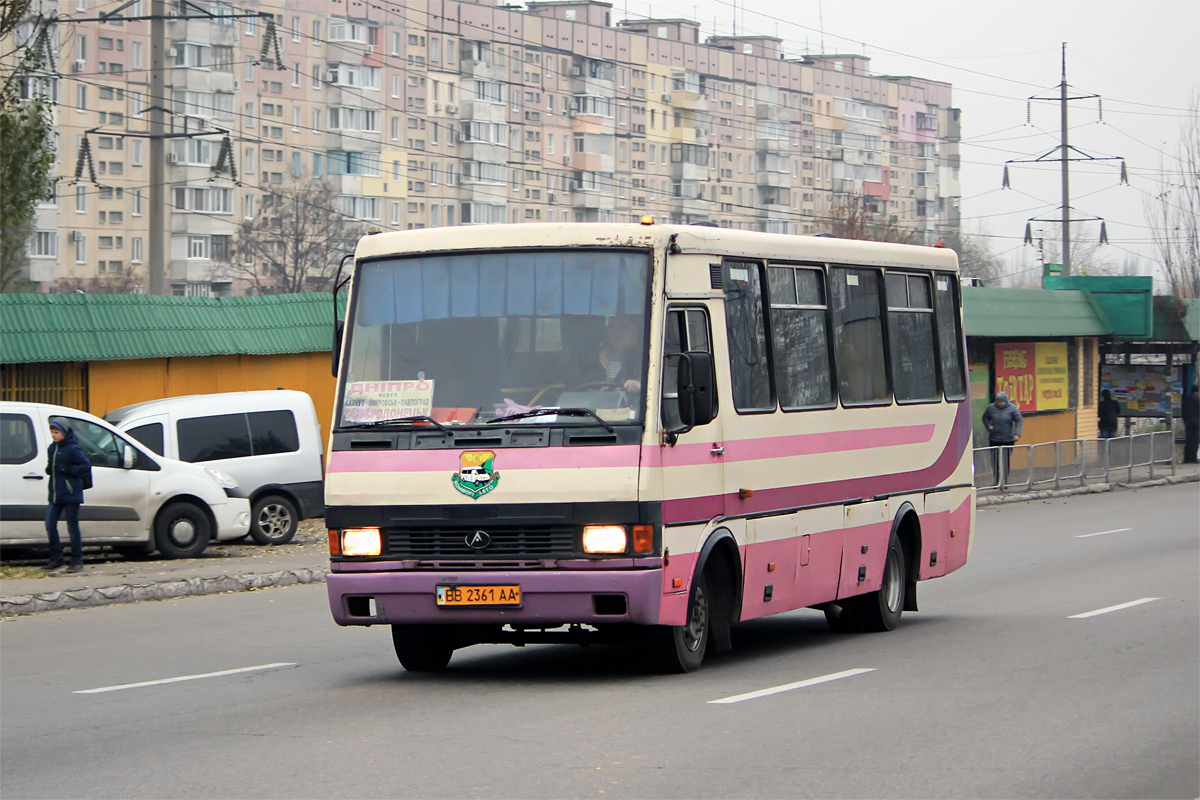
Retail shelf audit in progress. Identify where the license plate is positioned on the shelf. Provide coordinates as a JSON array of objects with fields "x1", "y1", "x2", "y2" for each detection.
[{"x1": 436, "y1": 585, "x2": 521, "y2": 607}]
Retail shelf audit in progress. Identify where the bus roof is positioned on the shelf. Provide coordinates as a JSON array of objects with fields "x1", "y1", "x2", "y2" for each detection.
[{"x1": 353, "y1": 223, "x2": 960, "y2": 272}]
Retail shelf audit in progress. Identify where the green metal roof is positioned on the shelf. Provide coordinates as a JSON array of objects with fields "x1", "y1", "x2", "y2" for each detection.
[
  {"x1": 1, "y1": 293, "x2": 339, "y2": 365},
  {"x1": 962, "y1": 286, "x2": 1111, "y2": 338},
  {"x1": 1042, "y1": 275, "x2": 1154, "y2": 339}
]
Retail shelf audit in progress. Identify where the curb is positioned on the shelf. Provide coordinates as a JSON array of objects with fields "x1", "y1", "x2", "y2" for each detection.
[
  {"x1": 978, "y1": 471, "x2": 1199, "y2": 506},
  {"x1": 0, "y1": 566, "x2": 329, "y2": 617}
]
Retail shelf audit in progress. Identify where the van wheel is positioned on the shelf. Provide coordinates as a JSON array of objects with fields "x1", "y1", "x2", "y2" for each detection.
[
  {"x1": 250, "y1": 495, "x2": 298, "y2": 545},
  {"x1": 652, "y1": 571, "x2": 710, "y2": 673},
  {"x1": 155, "y1": 502, "x2": 211, "y2": 559}
]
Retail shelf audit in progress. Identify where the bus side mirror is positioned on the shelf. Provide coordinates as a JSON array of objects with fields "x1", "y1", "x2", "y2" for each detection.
[
  {"x1": 677, "y1": 351, "x2": 716, "y2": 428},
  {"x1": 332, "y1": 320, "x2": 344, "y2": 377}
]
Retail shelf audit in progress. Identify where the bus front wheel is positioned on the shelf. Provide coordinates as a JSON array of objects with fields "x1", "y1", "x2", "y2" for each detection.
[
  {"x1": 391, "y1": 625, "x2": 454, "y2": 672},
  {"x1": 652, "y1": 572, "x2": 710, "y2": 673}
]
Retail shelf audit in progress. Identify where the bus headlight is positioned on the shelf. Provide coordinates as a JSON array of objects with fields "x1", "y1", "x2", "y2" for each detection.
[
  {"x1": 582, "y1": 525, "x2": 627, "y2": 554},
  {"x1": 341, "y1": 528, "x2": 382, "y2": 557}
]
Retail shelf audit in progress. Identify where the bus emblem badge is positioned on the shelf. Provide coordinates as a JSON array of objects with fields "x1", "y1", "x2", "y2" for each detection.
[
  {"x1": 452, "y1": 451, "x2": 500, "y2": 499},
  {"x1": 466, "y1": 531, "x2": 491, "y2": 549}
]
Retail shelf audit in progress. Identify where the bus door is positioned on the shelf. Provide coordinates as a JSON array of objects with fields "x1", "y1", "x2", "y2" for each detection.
[{"x1": 658, "y1": 305, "x2": 724, "y2": 526}]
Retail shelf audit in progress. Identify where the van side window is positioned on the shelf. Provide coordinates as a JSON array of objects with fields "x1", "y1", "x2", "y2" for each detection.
[
  {"x1": 177, "y1": 411, "x2": 299, "y2": 462},
  {"x1": 934, "y1": 273, "x2": 967, "y2": 400},
  {"x1": 54, "y1": 416, "x2": 124, "y2": 467},
  {"x1": 767, "y1": 265, "x2": 834, "y2": 409},
  {"x1": 723, "y1": 260, "x2": 773, "y2": 412},
  {"x1": 127, "y1": 422, "x2": 165, "y2": 455},
  {"x1": 886, "y1": 272, "x2": 939, "y2": 402},
  {"x1": 662, "y1": 307, "x2": 715, "y2": 429},
  {"x1": 0, "y1": 413, "x2": 36, "y2": 464},
  {"x1": 829, "y1": 266, "x2": 889, "y2": 405},
  {"x1": 248, "y1": 411, "x2": 300, "y2": 455},
  {"x1": 178, "y1": 413, "x2": 252, "y2": 462}
]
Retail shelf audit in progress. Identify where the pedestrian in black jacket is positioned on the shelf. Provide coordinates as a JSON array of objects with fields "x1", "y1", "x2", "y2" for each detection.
[
  {"x1": 44, "y1": 419, "x2": 91, "y2": 572},
  {"x1": 1183, "y1": 384, "x2": 1200, "y2": 464},
  {"x1": 1098, "y1": 389, "x2": 1121, "y2": 438}
]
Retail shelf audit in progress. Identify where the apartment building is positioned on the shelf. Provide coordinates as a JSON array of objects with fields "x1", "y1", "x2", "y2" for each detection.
[{"x1": 7, "y1": 0, "x2": 961, "y2": 294}]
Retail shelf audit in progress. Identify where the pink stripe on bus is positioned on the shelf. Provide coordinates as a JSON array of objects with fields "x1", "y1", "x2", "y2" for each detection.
[
  {"x1": 662, "y1": 403, "x2": 972, "y2": 523},
  {"x1": 647, "y1": 424, "x2": 937, "y2": 468},
  {"x1": 329, "y1": 423, "x2": 937, "y2": 474},
  {"x1": 327, "y1": 446, "x2": 642, "y2": 474}
]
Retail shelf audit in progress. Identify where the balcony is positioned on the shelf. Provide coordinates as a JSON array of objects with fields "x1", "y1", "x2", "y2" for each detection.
[
  {"x1": 571, "y1": 187, "x2": 615, "y2": 210},
  {"x1": 671, "y1": 196, "x2": 710, "y2": 217},
  {"x1": 756, "y1": 171, "x2": 791, "y2": 189}
]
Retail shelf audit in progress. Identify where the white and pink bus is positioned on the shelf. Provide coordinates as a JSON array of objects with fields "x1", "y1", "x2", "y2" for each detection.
[{"x1": 326, "y1": 222, "x2": 974, "y2": 672}]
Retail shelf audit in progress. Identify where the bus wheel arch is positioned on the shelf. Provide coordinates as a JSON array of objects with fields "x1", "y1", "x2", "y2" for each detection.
[
  {"x1": 693, "y1": 527, "x2": 742, "y2": 655},
  {"x1": 891, "y1": 503, "x2": 921, "y2": 613}
]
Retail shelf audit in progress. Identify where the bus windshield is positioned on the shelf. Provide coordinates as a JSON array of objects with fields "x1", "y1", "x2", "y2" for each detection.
[{"x1": 340, "y1": 248, "x2": 652, "y2": 428}]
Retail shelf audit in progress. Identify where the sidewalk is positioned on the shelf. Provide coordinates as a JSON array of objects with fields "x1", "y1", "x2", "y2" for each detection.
[
  {"x1": 1, "y1": 521, "x2": 330, "y2": 617},
  {"x1": 976, "y1": 456, "x2": 1199, "y2": 506},
  {"x1": 3, "y1": 465, "x2": 1198, "y2": 617}
]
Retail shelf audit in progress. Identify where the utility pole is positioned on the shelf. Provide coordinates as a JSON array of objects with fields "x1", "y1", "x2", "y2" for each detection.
[
  {"x1": 1003, "y1": 43, "x2": 1126, "y2": 276},
  {"x1": 148, "y1": 0, "x2": 165, "y2": 295},
  {"x1": 60, "y1": 1, "x2": 273, "y2": 294},
  {"x1": 1058, "y1": 43, "x2": 1071, "y2": 275}
]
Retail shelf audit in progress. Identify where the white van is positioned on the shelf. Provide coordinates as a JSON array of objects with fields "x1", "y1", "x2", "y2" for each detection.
[
  {"x1": 0, "y1": 402, "x2": 251, "y2": 558},
  {"x1": 106, "y1": 390, "x2": 323, "y2": 545}
]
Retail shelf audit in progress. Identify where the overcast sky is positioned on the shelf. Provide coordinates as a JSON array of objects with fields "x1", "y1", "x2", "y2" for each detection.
[{"x1": 620, "y1": 0, "x2": 1199, "y2": 285}]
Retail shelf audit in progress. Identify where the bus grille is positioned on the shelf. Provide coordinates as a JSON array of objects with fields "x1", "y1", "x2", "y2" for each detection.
[{"x1": 387, "y1": 526, "x2": 577, "y2": 559}]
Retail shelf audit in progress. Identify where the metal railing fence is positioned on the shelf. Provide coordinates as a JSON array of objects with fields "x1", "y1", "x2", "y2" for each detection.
[{"x1": 974, "y1": 432, "x2": 1176, "y2": 493}]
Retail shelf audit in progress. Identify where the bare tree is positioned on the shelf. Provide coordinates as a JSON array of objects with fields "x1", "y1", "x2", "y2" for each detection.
[
  {"x1": 827, "y1": 193, "x2": 923, "y2": 245},
  {"x1": 54, "y1": 268, "x2": 146, "y2": 294},
  {"x1": 1145, "y1": 92, "x2": 1199, "y2": 301},
  {"x1": 232, "y1": 176, "x2": 364, "y2": 294},
  {"x1": 1032, "y1": 221, "x2": 1116, "y2": 276},
  {"x1": 940, "y1": 226, "x2": 1009, "y2": 286}
]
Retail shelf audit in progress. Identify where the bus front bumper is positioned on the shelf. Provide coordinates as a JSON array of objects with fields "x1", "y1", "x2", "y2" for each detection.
[{"x1": 327, "y1": 566, "x2": 664, "y2": 627}]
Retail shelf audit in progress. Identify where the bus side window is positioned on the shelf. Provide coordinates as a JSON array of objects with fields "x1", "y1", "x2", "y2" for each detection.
[
  {"x1": 886, "y1": 272, "x2": 939, "y2": 402},
  {"x1": 768, "y1": 265, "x2": 835, "y2": 409},
  {"x1": 934, "y1": 273, "x2": 967, "y2": 400},
  {"x1": 723, "y1": 260, "x2": 773, "y2": 412},
  {"x1": 829, "y1": 266, "x2": 889, "y2": 405},
  {"x1": 662, "y1": 307, "x2": 715, "y2": 430}
]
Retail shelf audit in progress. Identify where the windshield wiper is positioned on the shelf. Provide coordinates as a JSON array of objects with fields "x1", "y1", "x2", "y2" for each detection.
[
  {"x1": 344, "y1": 415, "x2": 449, "y2": 433},
  {"x1": 488, "y1": 407, "x2": 615, "y2": 433}
]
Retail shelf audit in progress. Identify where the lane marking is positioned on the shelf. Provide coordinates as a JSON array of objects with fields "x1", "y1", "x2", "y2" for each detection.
[
  {"x1": 1075, "y1": 528, "x2": 1133, "y2": 538},
  {"x1": 708, "y1": 668, "x2": 874, "y2": 705},
  {"x1": 1069, "y1": 598, "x2": 1160, "y2": 619},
  {"x1": 75, "y1": 662, "x2": 297, "y2": 694}
]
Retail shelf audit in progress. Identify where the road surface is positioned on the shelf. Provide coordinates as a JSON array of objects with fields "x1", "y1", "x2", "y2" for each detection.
[{"x1": 2, "y1": 483, "x2": 1197, "y2": 799}]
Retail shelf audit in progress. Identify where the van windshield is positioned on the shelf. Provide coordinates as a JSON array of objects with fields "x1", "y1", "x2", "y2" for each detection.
[{"x1": 339, "y1": 249, "x2": 652, "y2": 428}]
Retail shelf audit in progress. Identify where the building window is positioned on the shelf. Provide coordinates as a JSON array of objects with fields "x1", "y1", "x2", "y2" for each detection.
[
  {"x1": 31, "y1": 231, "x2": 57, "y2": 258},
  {"x1": 188, "y1": 235, "x2": 209, "y2": 259},
  {"x1": 131, "y1": 237, "x2": 142, "y2": 263},
  {"x1": 75, "y1": 234, "x2": 87, "y2": 264}
]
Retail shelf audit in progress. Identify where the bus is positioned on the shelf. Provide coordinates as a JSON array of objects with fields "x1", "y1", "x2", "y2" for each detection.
[{"x1": 325, "y1": 222, "x2": 974, "y2": 672}]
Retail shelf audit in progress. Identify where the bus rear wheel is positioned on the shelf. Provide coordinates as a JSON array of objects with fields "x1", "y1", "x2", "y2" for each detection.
[
  {"x1": 391, "y1": 625, "x2": 454, "y2": 672},
  {"x1": 652, "y1": 572, "x2": 709, "y2": 673},
  {"x1": 824, "y1": 532, "x2": 906, "y2": 633}
]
